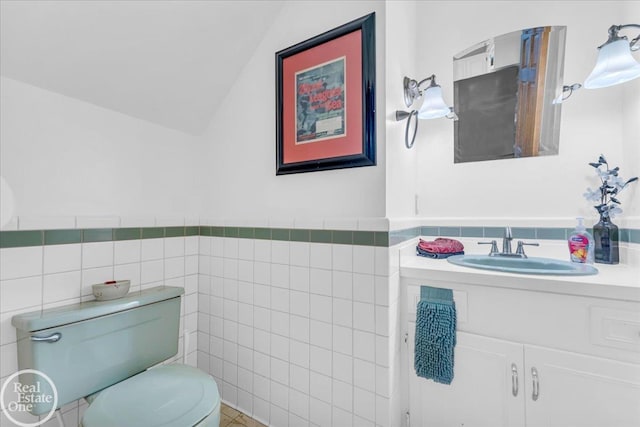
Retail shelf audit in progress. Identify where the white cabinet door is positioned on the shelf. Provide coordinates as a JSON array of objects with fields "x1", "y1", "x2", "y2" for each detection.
[
  {"x1": 408, "y1": 328, "x2": 525, "y2": 427},
  {"x1": 525, "y1": 345, "x2": 640, "y2": 427}
]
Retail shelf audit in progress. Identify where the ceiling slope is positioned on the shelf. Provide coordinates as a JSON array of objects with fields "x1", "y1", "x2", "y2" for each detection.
[{"x1": 1, "y1": 0, "x2": 284, "y2": 134}]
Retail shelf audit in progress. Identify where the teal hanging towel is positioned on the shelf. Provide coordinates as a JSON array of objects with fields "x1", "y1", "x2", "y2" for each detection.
[{"x1": 414, "y1": 285, "x2": 457, "y2": 384}]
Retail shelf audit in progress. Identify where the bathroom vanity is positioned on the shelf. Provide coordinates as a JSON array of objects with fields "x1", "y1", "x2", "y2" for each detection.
[{"x1": 401, "y1": 244, "x2": 640, "y2": 427}]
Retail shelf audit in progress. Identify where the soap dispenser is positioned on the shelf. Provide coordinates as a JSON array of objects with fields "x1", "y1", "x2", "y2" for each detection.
[{"x1": 568, "y1": 217, "x2": 594, "y2": 264}]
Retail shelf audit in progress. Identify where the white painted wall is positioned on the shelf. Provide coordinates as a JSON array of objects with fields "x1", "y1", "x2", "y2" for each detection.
[
  {"x1": 412, "y1": 1, "x2": 640, "y2": 227},
  {"x1": 621, "y1": 1, "x2": 640, "y2": 222},
  {"x1": 385, "y1": 1, "x2": 419, "y2": 219},
  {"x1": 0, "y1": 77, "x2": 204, "y2": 220},
  {"x1": 200, "y1": 1, "x2": 387, "y2": 221}
]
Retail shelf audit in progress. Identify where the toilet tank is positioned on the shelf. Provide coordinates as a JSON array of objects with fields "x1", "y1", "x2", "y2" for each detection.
[{"x1": 11, "y1": 286, "x2": 184, "y2": 415}]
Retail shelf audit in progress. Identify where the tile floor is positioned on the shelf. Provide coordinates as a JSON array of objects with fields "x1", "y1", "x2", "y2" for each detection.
[{"x1": 220, "y1": 403, "x2": 268, "y2": 427}]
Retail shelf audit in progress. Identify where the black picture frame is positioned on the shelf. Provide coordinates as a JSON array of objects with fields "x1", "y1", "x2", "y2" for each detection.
[{"x1": 275, "y1": 13, "x2": 376, "y2": 175}]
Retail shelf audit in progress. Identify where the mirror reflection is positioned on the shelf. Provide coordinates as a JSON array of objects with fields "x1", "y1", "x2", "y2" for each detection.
[{"x1": 453, "y1": 26, "x2": 567, "y2": 163}]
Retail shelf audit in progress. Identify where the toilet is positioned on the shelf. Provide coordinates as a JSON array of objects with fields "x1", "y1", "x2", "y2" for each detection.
[{"x1": 11, "y1": 286, "x2": 220, "y2": 427}]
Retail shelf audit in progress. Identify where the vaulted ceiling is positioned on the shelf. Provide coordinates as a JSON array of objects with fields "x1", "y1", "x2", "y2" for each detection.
[{"x1": 1, "y1": 1, "x2": 284, "y2": 134}]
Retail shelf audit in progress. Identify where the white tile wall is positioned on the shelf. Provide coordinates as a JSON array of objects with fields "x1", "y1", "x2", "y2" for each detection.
[
  {"x1": 197, "y1": 236, "x2": 392, "y2": 427},
  {"x1": 1, "y1": 227, "x2": 398, "y2": 427},
  {"x1": 0, "y1": 235, "x2": 199, "y2": 426}
]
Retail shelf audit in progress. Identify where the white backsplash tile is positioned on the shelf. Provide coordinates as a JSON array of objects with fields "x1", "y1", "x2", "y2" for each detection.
[
  {"x1": 1, "y1": 309, "x2": 22, "y2": 345},
  {"x1": 0, "y1": 276, "x2": 42, "y2": 312},
  {"x1": 271, "y1": 241, "x2": 290, "y2": 265},
  {"x1": 332, "y1": 325, "x2": 353, "y2": 356},
  {"x1": 354, "y1": 359, "x2": 376, "y2": 392},
  {"x1": 332, "y1": 270, "x2": 353, "y2": 300},
  {"x1": 289, "y1": 242, "x2": 310, "y2": 267},
  {"x1": 114, "y1": 240, "x2": 141, "y2": 265},
  {"x1": 141, "y1": 238, "x2": 164, "y2": 261},
  {"x1": 140, "y1": 260, "x2": 163, "y2": 284},
  {"x1": 1, "y1": 223, "x2": 396, "y2": 427},
  {"x1": 289, "y1": 340, "x2": 310, "y2": 369},
  {"x1": 253, "y1": 240, "x2": 271, "y2": 263},
  {"x1": 332, "y1": 298, "x2": 352, "y2": 328},
  {"x1": 164, "y1": 237, "x2": 185, "y2": 258},
  {"x1": 0, "y1": 246, "x2": 43, "y2": 280},
  {"x1": 43, "y1": 270, "x2": 82, "y2": 304},
  {"x1": 353, "y1": 245, "x2": 375, "y2": 274},
  {"x1": 289, "y1": 314, "x2": 310, "y2": 344},
  {"x1": 309, "y1": 243, "x2": 331, "y2": 270},
  {"x1": 353, "y1": 273, "x2": 375, "y2": 304},
  {"x1": 332, "y1": 244, "x2": 353, "y2": 272},
  {"x1": 44, "y1": 243, "x2": 81, "y2": 274},
  {"x1": 289, "y1": 266, "x2": 310, "y2": 293},
  {"x1": 309, "y1": 345, "x2": 332, "y2": 377},
  {"x1": 82, "y1": 241, "x2": 114, "y2": 269},
  {"x1": 309, "y1": 268, "x2": 331, "y2": 297}
]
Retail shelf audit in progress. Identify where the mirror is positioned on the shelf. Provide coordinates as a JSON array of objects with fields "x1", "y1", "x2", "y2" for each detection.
[{"x1": 453, "y1": 26, "x2": 567, "y2": 163}]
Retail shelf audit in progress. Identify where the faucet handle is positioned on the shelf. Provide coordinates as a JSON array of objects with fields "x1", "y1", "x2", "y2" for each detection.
[
  {"x1": 478, "y1": 240, "x2": 499, "y2": 256},
  {"x1": 504, "y1": 226, "x2": 513, "y2": 239},
  {"x1": 516, "y1": 241, "x2": 539, "y2": 257}
]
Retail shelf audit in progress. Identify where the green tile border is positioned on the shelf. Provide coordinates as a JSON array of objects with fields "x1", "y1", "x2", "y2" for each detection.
[
  {"x1": 83, "y1": 228, "x2": 113, "y2": 243},
  {"x1": 45, "y1": 229, "x2": 82, "y2": 245},
  {"x1": 238, "y1": 227, "x2": 255, "y2": 239},
  {"x1": 310, "y1": 230, "x2": 332, "y2": 244},
  {"x1": 291, "y1": 229, "x2": 310, "y2": 242},
  {"x1": 0, "y1": 230, "x2": 43, "y2": 248},
  {"x1": 165, "y1": 226, "x2": 185, "y2": 238},
  {"x1": 272, "y1": 228, "x2": 290, "y2": 241},
  {"x1": 254, "y1": 228, "x2": 271, "y2": 240},
  {"x1": 332, "y1": 230, "x2": 353, "y2": 245},
  {"x1": 114, "y1": 228, "x2": 141, "y2": 241},
  {"x1": 1, "y1": 225, "x2": 639, "y2": 249},
  {"x1": 142, "y1": 227, "x2": 164, "y2": 239}
]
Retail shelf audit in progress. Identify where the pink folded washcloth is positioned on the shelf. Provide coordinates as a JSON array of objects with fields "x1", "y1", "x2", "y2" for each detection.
[{"x1": 418, "y1": 238, "x2": 464, "y2": 254}]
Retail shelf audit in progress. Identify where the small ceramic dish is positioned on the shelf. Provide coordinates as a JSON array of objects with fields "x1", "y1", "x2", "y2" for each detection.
[{"x1": 92, "y1": 280, "x2": 131, "y2": 301}]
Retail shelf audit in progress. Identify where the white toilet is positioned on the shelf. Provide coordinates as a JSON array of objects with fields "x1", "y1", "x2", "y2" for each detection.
[{"x1": 12, "y1": 286, "x2": 220, "y2": 427}]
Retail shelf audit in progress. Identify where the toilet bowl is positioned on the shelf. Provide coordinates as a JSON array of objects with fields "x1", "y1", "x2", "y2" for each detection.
[
  {"x1": 11, "y1": 286, "x2": 220, "y2": 427},
  {"x1": 82, "y1": 365, "x2": 220, "y2": 427}
]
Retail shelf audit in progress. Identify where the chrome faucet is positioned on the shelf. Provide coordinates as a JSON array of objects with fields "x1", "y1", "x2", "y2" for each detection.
[
  {"x1": 478, "y1": 227, "x2": 539, "y2": 258},
  {"x1": 502, "y1": 226, "x2": 513, "y2": 255}
]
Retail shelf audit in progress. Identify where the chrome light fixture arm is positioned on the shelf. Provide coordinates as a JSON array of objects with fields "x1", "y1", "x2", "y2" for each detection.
[
  {"x1": 603, "y1": 24, "x2": 640, "y2": 50},
  {"x1": 403, "y1": 74, "x2": 438, "y2": 108},
  {"x1": 396, "y1": 74, "x2": 453, "y2": 149}
]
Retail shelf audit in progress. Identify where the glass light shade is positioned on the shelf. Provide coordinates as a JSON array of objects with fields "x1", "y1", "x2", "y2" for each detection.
[
  {"x1": 417, "y1": 85, "x2": 450, "y2": 119},
  {"x1": 584, "y1": 39, "x2": 640, "y2": 89}
]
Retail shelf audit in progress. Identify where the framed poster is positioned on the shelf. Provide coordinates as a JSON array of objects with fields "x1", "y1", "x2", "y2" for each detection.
[{"x1": 275, "y1": 13, "x2": 376, "y2": 175}]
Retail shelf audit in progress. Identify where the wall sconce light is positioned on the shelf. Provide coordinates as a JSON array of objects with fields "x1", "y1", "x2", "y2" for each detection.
[
  {"x1": 395, "y1": 75, "x2": 454, "y2": 149},
  {"x1": 584, "y1": 24, "x2": 640, "y2": 89}
]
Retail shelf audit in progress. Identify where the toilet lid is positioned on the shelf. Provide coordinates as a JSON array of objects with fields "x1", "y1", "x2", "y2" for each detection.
[{"x1": 82, "y1": 364, "x2": 219, "y2": 427}]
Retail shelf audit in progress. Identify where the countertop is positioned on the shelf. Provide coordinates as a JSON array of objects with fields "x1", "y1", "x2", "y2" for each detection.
[{"x1": 400, "y1": 237, "x2": 640, "y2": 302}]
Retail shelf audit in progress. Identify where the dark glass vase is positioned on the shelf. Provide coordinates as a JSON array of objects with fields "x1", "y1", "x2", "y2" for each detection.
[{"x1": 593, "y1": 215, "x2": 619, "y2": 264}]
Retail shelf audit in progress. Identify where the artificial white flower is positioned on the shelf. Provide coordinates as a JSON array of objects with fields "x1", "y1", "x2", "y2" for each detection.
[{"x1": 583, "y1": 187, "x2": 601, "y2": 202}]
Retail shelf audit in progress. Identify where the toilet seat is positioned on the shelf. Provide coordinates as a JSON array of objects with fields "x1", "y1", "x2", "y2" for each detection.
[{"x1": 82, "y1": 364, "x2": 220, "y2": 427}]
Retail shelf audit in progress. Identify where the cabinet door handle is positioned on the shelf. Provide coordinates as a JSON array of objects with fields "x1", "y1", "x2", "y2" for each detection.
[
  {"x1": 531, "y1": 367, "x2": 539, "y2": 401},
  {"x1": 511, "y1": 363, "x2": 519, "y2": 397}
]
